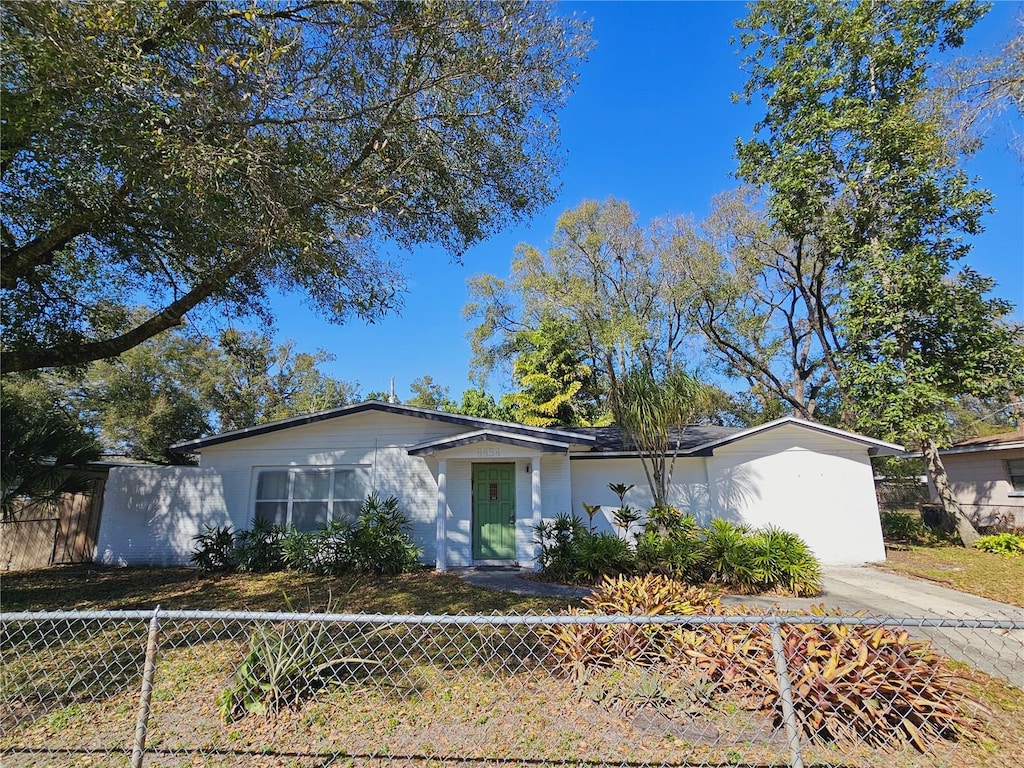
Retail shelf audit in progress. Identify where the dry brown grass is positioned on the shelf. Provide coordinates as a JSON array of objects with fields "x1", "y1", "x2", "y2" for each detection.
[
  {"x1": 876, "y1": 545, "x2": 1024, "y2": 608},
  {"x1": 0, "y1": 564, "x2": 577, "y2": 614}
]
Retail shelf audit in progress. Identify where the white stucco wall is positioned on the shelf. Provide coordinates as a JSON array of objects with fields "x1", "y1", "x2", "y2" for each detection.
[
  {"x1": 96, "y1": 466, "x2": 230, "y2": 566},
  {"x1": 570, "y1": 425, "x2": 885, "y2": 565},
  {"x1": 569, "y1": 456, "x2": 711, "y2": 535},
  {"x1": 704, "y1": 424, "x2": 885, "y2": 565}
]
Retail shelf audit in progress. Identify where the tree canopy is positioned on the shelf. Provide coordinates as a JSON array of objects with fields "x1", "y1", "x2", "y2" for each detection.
[
  {"x1": 735, "y1": 0, "x2": 1024, "y2": 544},
  {"x1": 1, "y1": 0, "x2": 590, "y2": 372},
  {"x1": 465, "y1": 198, "x2": 698, "y2": 402}
]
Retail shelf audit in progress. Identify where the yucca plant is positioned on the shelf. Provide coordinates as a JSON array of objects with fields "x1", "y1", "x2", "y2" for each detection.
[{"x1": 219, "y1": 598, "x2": 385, "y2": 722}]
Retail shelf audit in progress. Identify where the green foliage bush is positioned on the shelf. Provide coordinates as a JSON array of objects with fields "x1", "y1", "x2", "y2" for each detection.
[
  {"x1": 346, "y1": 494, "x2": 421, "y2": 576},
  {"x1": 190, "y1": 524, "x2": 237, "y2": 572},
  {"x1": 572, "y1": 532, "x2": 634, "y2": 583},
  {"x1": 234, "y1": 518, "x2": 286, "y2": 573},
  {"x1": 193, "y1": 495, "x2": 421, "y2": 576},
  {"x1": 535, "y1": 513, "x2": 635, "y2": 584},
  {"x1": 534, "y1": 512, "x2": 589, "y2": 583},
  {"x1": 880, "y1": 509, "x2": 929, "y2": 543},
  {"x1": 974, "y1": 532, "x2": 1024, "y2": 557},
  {"x1": 537, "y1": 503, "x2": 821, "y2": 596}
]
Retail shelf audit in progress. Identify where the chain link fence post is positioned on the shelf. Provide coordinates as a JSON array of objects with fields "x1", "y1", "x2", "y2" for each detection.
[
  {"x1": 130, "y1": 605, "x2": 162, "y2": 768},
  {"x1": 769, "y1": 620, "x2": 804, "y2": 768}
]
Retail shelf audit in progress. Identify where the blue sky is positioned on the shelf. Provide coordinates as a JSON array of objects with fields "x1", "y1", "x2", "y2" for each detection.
[{"x1": 267, "y1": 1, "x2": 1023, "y2": 403}]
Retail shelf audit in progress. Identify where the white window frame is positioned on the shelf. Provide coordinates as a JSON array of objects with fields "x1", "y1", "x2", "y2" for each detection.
[
  {"x1": 1006, "y1": 458, "x2": 1024, "y2": 495},
  {"x1": 252, "y1": 466, "x2": 370, "y2": 529}
]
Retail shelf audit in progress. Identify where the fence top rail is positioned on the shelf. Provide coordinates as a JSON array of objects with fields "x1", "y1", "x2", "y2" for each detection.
[{"x1": 2, "y1": 609, "x2": 1022, "y2": 630}]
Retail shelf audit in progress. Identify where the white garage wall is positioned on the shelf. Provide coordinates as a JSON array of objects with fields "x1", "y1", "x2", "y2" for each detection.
[
  {"x1": 96, "y1": 466, "x2": 230, "y2": 566},
  {"x1": 705, "y1": 424, "x2": 885, "y2": 565}
]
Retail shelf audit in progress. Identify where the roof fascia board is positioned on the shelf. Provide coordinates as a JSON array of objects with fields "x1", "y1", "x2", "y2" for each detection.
[
  {"x1": 904, "y1": 442, "x2": 1024, "y2": 458},
  {"x1": 407, "y1": 430, "x2": 572, "y2": 455},
  {"x1": 689, "y1": 416, "x2": 904, "y2": 456},
  {"x1": 170, "y1": 401, "x2": 596, "y2": 453}
]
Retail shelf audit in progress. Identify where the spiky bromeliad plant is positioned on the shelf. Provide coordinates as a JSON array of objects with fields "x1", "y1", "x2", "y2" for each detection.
[
  {"x1": 541, "y1": 574, "x2": 720, "y2": 680},
  {"x1": 682, "y1": 605, "x2": 987, "y2": 752}
]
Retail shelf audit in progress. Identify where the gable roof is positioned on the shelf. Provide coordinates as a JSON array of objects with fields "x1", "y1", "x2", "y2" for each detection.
[
  {"x1": 566, "y1": 416, "x2": 903, "y2": 459},
  {"x1": 169, "y1": 402, "x2": 901, "y2": 459},
  {"x1": 933, "y1": 430, "x2": 1024, "y2": 456},
  {"x1": 169, "y1": 401, "x2": 597, "y2": 454}
]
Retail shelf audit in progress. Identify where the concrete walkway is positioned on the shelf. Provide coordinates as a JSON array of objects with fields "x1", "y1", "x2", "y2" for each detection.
[{"x1": 456, "y1": 565, "x2": 1024, "y2": 687}]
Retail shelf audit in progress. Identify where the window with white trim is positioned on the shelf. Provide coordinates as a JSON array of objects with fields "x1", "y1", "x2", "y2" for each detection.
[
  {"x1": 1007, "y1": 458, "x2": 1024, "y2": 493},
  {"x1": 254, "y1": 467, "x2": 369, "y2": 530}
]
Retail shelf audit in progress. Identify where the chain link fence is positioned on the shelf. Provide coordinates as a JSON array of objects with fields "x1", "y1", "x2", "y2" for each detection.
[{"x1": 2, "y1": 609, "x2": 1022, "y2": 767}]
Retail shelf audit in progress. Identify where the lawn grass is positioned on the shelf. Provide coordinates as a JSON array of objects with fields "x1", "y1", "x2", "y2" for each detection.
[
  {"x1": 0, "y1": 564, "x2": 578, "y2": 614},
  {"x1": 876, "y1": 544, "x2": 1024, "y2": 608},
  {"x1": 2, "y1": 564, "x2": 1022, "y2": 766}
]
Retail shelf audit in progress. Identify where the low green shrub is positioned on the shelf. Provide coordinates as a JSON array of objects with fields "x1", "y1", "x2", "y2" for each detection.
[
  {"x1": 880, "y1": 509, "x2": 929, "y2": 544},
  {"x1": 745, "y1": 526, "x2": 822, "y2": 597},
  {"x1": 974, "y1": 532, "x2": 1024, "y2": 557},
  {"x1": 190, "y1": 524, "x2": 236, "y2": 572},
  {"x1": 572, "y1": 531, "x2": 633, "y2": 583},
  {"x1": 346, "y1": 494, "x2": 421, "y2": 575},
  {"x1": 534, "y1": 512, "x2": 588, "y2": 583},
  {"x1": 234, "y1": 517, "x2": 286, "y2": 573}
]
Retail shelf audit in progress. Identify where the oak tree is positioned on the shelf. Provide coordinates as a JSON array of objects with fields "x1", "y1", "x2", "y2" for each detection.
[{"x1": 1, "y1": 1, "x2": 589, "y2": 372}]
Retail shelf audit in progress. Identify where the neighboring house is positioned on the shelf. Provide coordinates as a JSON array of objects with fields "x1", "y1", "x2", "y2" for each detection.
[
  {"x1": 95, "y1": 402, "x2": 902, "y2": 569},
  {"x1": 925, "y1": 431, "x2": 1024, "y2": 531}
]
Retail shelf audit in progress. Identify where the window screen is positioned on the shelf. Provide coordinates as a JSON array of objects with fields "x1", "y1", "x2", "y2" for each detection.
[{"x1": 254, "y1": 467, "x2": 368, "y2": 530}]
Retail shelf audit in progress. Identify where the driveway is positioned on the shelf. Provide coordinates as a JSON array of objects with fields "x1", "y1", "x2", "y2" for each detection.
[{"x1": 724, "y1": 566, "x2": 1024, "y2": 688}]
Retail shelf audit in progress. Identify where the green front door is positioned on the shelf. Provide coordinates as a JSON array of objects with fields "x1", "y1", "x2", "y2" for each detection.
[{"x1": 472, "y1": 463, "x2": 516, "y2": 560}]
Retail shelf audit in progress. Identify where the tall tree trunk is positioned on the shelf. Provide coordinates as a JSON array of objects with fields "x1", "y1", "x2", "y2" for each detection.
[{"x1": 921, "y1": 437, "x2": 980, "y2": 547}]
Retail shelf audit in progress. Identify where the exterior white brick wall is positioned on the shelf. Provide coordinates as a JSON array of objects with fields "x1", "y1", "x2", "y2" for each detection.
[{"x1": 96, "y1": 466, "x2": 230, "y2": 566}]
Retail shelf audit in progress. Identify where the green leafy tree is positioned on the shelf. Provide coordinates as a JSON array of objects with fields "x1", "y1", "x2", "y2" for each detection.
[
  {"x1": 735, "y1": 0, "x2": 1018, "y2": 545},
  {"x1": 1, "y1": 385, "x2": 101, "y2": 520},
  {"x1": 466, "y1": 198, "x2": 698, "y2": 403},
  {"x1": 83, "y1": 327, "x2": 213, "y2": 463},
  {"x1": 457, "y1": 388, "x2": 513, "y2": 421},
  {"x1": 405, "y1": 376, "x2": 457, "y2": 412},
  {"x1": 1, "y1": 1, "x2": 590, "y2": 373},
  {"x1": 500, "y1": 317, "x2": 607, "y2": 426},
  {"x1": 845, "y1": 268, "x2": 1024, "y2": 545},
  {"x1": 610, "y1": 367, "x2": 711, "y2": 509},
  {"x1": 201, "y1": 329, "x2": 360, "y2": 431}
]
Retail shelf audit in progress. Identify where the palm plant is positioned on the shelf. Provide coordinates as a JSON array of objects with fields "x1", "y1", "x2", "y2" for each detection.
[
  {"x1": 609, "y1": 366, "x2": 710, "y2": 508},
  {"x1": 1, "y1": 388, "x2": 101, "y2": 520}
]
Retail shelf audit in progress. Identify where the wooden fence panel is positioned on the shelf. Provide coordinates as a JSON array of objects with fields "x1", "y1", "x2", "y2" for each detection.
[{"x1": 1, "y1": 475, "x2": 105, "y2": 570}]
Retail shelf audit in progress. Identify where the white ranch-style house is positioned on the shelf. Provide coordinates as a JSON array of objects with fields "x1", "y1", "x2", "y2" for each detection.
[{"x1": 96, "y1": 402, "x2": 902, "y2": 569}]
